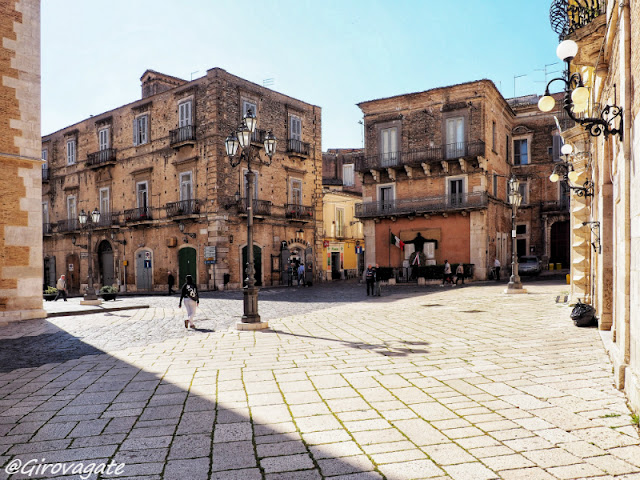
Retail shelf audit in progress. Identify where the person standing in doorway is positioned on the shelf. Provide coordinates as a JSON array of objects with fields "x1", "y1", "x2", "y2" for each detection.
[
  {"x1": 374, "y1": 263, "x2": 381, "y2": 296},
  {"x1": 494, "y1": 257, "x2": 501, "y2": 281},
  {"x1": 179, "y1": 274, "x2": 199, "y2": 329},
  {"x1": 55, "y1": 274, "x2": 67, "y2": 301},
  {"x1": 297, "y1": 263, "x2": 305, "y2": 287},
  {"x1": 167, "y1": 271, "x2": 175, "y2": 295}
]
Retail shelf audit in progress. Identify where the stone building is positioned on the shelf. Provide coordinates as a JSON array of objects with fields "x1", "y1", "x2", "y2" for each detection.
[
  {"x1": 42, "y1": 68, "x2": 322, "y2": 294},
  {"x1": 546, "y1": 0, "x2": 640, "y2": 415},
  {"x1": 321, "y1": 149, "x2": 364, "y2": 280},
  {"x1": 0, "y1": 0, "x2": 44, "y2": 323},
  {"x1": 354, "y1": 80, "x2": 568, "y2": 280}
]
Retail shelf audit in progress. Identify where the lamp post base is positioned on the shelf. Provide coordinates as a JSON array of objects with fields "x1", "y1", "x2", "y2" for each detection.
[
  {"x1": 240, "y1": 286, "x2": 262, "y2": 323},
  {"x1": 505, "y1": 275, "x2": 526, "y2": 294}
]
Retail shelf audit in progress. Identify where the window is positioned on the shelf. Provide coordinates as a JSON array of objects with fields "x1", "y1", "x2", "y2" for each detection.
[
  {"x1": 243, "y1": 100, "x2": 257, "y2": 118},
  {"x1": 492, "y1": 121, "x2": 496, "y2": 152},
  {"x1": 42, "y1": 201, "x2": 49, "y2": 225},
  {"x1": 290, "y1": 115, "x2": 301, "y2": 140},
  {"x1": 41, "y1": 149, "x2": 48, "y2": 164},
  {"x1": 342, "y1": 164, "x2": 354, "y2": 186},
  {"x1": 66, "y1": 139, "x2": 76, "y2": 165},
  {"x1": 518, "y1": 181, "x2": 528, "y2": 205},
  {"x1": 335, "y1": 208, "x2": 344, "y2": 237},
  {"x1": 516, "y1": 224, "x2": 527, "y2": 235},
  {"x1": 380, "y1": 127, "x2": 398, "y2": 167},
  {"x1": 99, "y1": 188, "x2": 110, "y2": 214},
  {"x1": 290, "y1": 178, "x2": 302, "y2": 204},
  {"x1": 99, "y1": 128, "x2": 110, "y2": 151},
  {"x1": 445, "y1": 117, "x2": 465, "y2": 159},
  {"x1": 136, "y1": 181, "x2": 148, "y2": 211},
  {"x1": 134, "y1": 114, "x2": 148, "y2": 146},
  {"x1": 552, "y1": 134, "x2": 563, "y2": 162},
  {"x1": 513, "y1": 139, "x2": 528, "y2": 165},
  {"x1": 67, "y1": 195, "x2": 76, "y2": 220},
  {"x1": 179, "y1": 100, "x2": 192, "y2": 127},
  {"x1": 378, "y1": 184, "x2": 395, "y2": 211},
  {"x1": 506, "y1": 134, "x2": 510, "y2": 162},
  {"x1": 493, "y1": 174, "x2": 498, "y2": 197},
  {"x1": 180, "y1": 172, "x2": 193, "y2": 201},
  {"x1": 449, "y1": 178, "x2": 464, "y2": 206}
]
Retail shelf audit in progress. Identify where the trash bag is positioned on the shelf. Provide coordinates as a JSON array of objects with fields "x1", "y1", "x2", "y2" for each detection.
[{"x1": 570, "y1": 300, "x2": 597, "y2": 327}]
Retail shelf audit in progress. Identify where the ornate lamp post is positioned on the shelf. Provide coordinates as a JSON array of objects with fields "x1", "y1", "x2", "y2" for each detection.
[
  {"x1": 506, "y1": 176, "x2": 526, "y2": 294},
  {"x1": 548, "y1": 143, "x2": 594, "y2": 197},
  {"x1": 224, "y1": 109, "x2": 276, "y2": 328},
  {"x1": 79, "y1": 207, "x2": 101, "y2": 304}
]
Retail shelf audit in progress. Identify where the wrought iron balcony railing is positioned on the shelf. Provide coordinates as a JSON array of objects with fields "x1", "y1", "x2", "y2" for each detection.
[
  {"x1": 56, "y1": 218, "x2": 79, "y2": 232},
  {"x1": 237, "y1": 198, "x2": 272, "y2": 216},
  {"x1": 92, "y1": 212, "x2": 121, "y2": 228},
  {"x1": 43, "y1": 223, "x2": 53, "y2": 235},
  {"x1": 355, "y1": 140, "x2": 485, "y2": 172},
  {"x1": 87, "y1": 148, "x2": 117, "y2": 167},
  {"x1": 355, "y1": 192, "x2": 488, "y2": 218},
  {"x1": 170, "y1": 125, "x2": 196, "y2": 146},
  {"x1": 550, "y1": 0, "x2": 605, "y2": 40},
  {"x1": 124, "y1": 206, "x2": 152, "y2": 222},
  {"x1": 287, "y1": 138, "x2": 310, "y2": 156},
  {"x1": 322, "y1": 177, "x2": 343, "y2": 186},
  {"x1": 251, "y1": 128, "x2": 266, "y2": 145},
  {"x1": 285, "y1": 203, "x2": 314, "y2": 220},
  {"x1": 541, "y1": 200, "x2": 570, "y2": 213},
  {"x1": 42, "y1": 167, "x2": 50, "y2": 182},
  {"x1": 165, "y1": 199, "x2": 201, "y2": 217}
]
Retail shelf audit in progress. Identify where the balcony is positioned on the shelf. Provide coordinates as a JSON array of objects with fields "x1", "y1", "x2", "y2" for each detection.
[
  {"x1": 170, "y1": 125, "x2": 196, "y2": 147},
  {"x1": 251, "y1": 128, "x2": 266, "y2": 145},
  {"x1": 56, "y1": 219, "x2": 79, "y2": 233},
  {"x1": 286, "y1": 138, "x2": 310, "y2": 157},
  {"x1": 42, "y1": 167, "x2": 50, "y2": 182},
  {"x1": 285, "y1": 203, "x2": 314, "y2": 221},
  {"x1": 123, "y1": 206, "x2": 153, "y2": 223},
  {"x1": 237, "y1": 198, "x2": 272, "y2": 217},
  {"x1": 550, "y1": 0, "x2": 605, "y2": 40},
  {"x1": 541, "y1": 200, "x2": 570, "y2": 213},
  {"x1": 355, "y1": 140, "x2": 485, "y2": 173},
  {"x1": 92, "y1": 212, "x2": 121, "y2": 228},
  {"x1": 43, "y1": 223, "x2": 53, "y2": 235},
  {"x1": 166, "y1": 199, "x2": 201, "y2": 218},
  {"x1": 322, "y1": 177, "x2": 343, "y2": 186},
  {"x1": 87, "y1": 148, "x2": 117, "y2": 168},
  {"x1": 355, "y1": 192, "x2": 489, "y2": 219}
]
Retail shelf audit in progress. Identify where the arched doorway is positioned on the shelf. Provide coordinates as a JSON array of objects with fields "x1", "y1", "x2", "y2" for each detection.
[
  {"x1": 65, "y1": 253, "x2": 80, "y2": 294},
  {"x1": 136, "y1": 249, "x2": 153, "y2": 291},
  {"x1": 178, "y1": 246, "x2": 197, "y2": 288},
  {"x1": 98, "y1": 240, "x2": 115, "y2": 287},
  {"x1": 550, "y1": 220, "x2": 570, "y2": 268},
  {"x1": 43, "y1": 256, "x2": 56, "y2": 289},
  {"x1": 241, "y1": 245, "x2": 262, "y2": 287}
]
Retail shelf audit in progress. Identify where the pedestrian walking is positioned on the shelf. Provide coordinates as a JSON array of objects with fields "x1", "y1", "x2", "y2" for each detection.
[
  {"x1": 442, "y1": 260, "x2": 452, "y2": 285},
  {"x1": 179, "y1": 274, "x2": 199, "y2": 329},
  {"x1": 374, "y1": 263, "x2": 382, "y2": 296},
  {"x1": 364, "y1": 264, "x2": 376, "y2": 296},
  {"x1": 167, "y1": 271, "x2": 175, "y2": 295},
  {"x1": 455, "y1": 263, "x2": 465, "y2": 285},
  {"x1": 297, "y1": 263, "x2": 305, "y2": 287},
  {"x1": 287, "y1": 263, "x2": 293, "y2": 286},
  {"x1": 494, "y1": 257, "x2": 501, "y2": 281},
  {"x1": 54, "y1": 274, "x2": 68, "y2": 301}
]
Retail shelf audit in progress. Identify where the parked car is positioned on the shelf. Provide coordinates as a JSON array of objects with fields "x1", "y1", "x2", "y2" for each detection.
[{"x1": 518, "y1": 255, "x2": 542, "y2": 275}]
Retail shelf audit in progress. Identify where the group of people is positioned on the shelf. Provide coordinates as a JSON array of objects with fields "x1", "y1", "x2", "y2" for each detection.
[
  {"x1": 441, "y1": 260, "x2": 466, "y2": 286},
  {"x1": 286, "y1": 262, "x2": 307, "y2": 287},
  {"x1": 364, "y1": 264, "x2": 382, "y2": 297}
]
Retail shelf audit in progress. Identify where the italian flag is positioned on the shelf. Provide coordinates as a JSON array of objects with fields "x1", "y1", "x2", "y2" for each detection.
[{"x1": 390, "y1": 232, "x2": 404, "y2": 250}]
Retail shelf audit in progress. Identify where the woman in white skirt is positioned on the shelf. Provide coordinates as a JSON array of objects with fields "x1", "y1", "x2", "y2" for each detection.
[{"x1": 179, "y1": 275, "x2": 199, "y2": 328}]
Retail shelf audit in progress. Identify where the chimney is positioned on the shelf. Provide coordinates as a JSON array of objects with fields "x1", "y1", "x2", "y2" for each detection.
[{"x1": 140, "y1": 70, "x2": 187, "y2": 99}]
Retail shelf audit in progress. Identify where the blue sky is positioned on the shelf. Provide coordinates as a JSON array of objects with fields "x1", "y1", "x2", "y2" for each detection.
[{"x1": 42, "y1": 0, "x2": 562, "y2": 149}]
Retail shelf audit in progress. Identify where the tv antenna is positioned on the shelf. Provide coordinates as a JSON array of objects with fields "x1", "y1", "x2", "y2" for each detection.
[
  {"x1": 513, "y1": 74, "x2": 526, "y2": 97},
  {"x1": 263, "y1": 78, "x2": 274, "y2": 88}
]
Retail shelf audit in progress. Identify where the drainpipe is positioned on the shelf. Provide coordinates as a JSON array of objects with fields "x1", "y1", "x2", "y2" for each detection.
[{"x1": 620, "y1": 0, "x2": 631, "y2": 366}]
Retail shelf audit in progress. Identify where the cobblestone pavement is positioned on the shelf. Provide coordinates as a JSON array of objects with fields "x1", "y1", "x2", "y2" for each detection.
[{"x1": 1, "y1": 281, "x2": 640, "y2": 479}]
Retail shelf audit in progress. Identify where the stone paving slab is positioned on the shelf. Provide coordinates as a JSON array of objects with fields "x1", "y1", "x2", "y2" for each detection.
[{"x1": 0, "y1": 281, "x2": 639, "y2": 479}]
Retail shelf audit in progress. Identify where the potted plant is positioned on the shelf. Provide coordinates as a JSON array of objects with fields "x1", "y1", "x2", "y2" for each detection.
[
  {"x1": 43, "y1": 286, "x2": 58, "y2": 301},
  {"x1": 99, "y1": 285, "x2": 118, "y2": 301}
]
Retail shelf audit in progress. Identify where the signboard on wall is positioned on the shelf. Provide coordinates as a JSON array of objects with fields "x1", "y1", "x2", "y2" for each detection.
[{"x1": 204, "y1": 246, "x2": 217, "y2": 265}]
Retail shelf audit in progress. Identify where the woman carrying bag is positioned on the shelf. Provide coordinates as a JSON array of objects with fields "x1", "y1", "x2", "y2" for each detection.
[{"x1": 179, "y1": 275, "x2": 199, "y2": 329}]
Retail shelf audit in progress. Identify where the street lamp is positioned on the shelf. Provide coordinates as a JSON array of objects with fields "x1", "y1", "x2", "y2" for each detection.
[
  {"x1": 224, "y1": 109, "x2": 276, "y2": 328},
  {"x1": 548, "y1": 143, "x2": 594, "y2": 197},
  {"x1": 538, "y1": 39, "x2": 622, "y2": 139},
  {"x1": 78, "y1": 207, "x2": 101, "y2": 304},
  {"x1": 506, "y1": 176, "x2": 526, "y2": 294}
]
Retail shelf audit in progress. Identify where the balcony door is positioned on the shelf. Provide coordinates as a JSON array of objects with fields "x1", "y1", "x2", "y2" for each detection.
[
  {"x1": 445, "y1": 117, "x2": 465, "y2": 159},
  {"x1": 379, "y1": 185, "x2": 394, "y2": 212},
  {"x1": 449, "y1": 179, "x2": 463, "y2": 206},
  {"x1": 137, "y1": 181, "x2": 148, "y2": 216},
  {"x1": 180, "y1": 172, "x2": 193, "y2": 201},
  {"x1": 290, "y1": 179, "x2": 302, "y2": 205},
  {"x1": 380, "y1": 127, "x2": 398, "y2": 167},
  {"x1": 179, "y1": 100, "x2": 192, "y2": 127},
  {"x1": 99, "y1": 188, "x2": 110, "y2": 226},
  {"x1": 67, "y1": 195, "x2": 76, "y2": 221}
]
